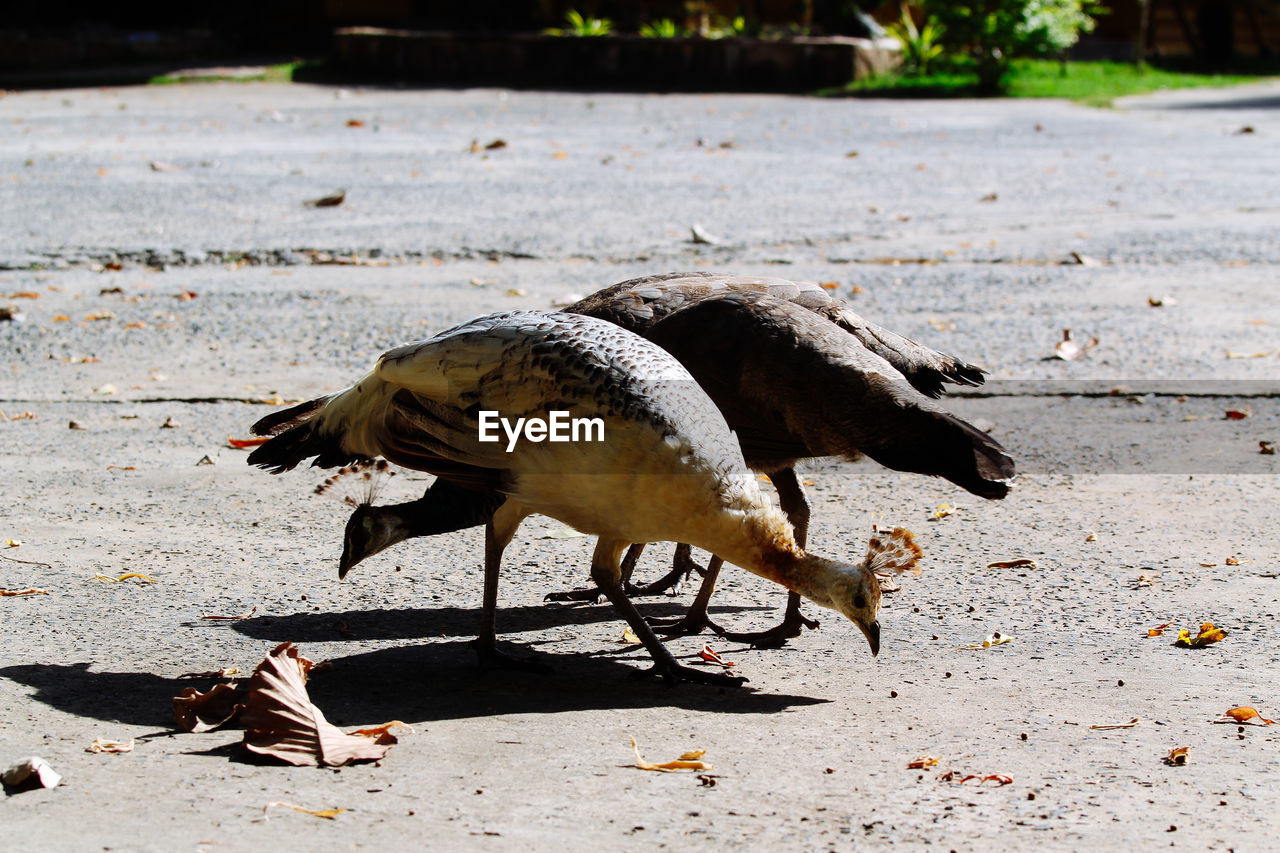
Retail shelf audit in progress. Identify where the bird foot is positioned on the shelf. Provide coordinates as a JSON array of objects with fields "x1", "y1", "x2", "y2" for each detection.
[
  {"x1": 471, "y1": 640, "x2": 554, "y2": 675},
  {"x1": 543, "y1": 585, "x2": 606, "y2": 604},
  {"x1": 718, "y1": 612, "x2": 820, "y2": 650},
  {"x1": 628, "y1": 661, "x2": 747, "y2": 688},
  {"x1": 645, "y1": 611, "x2": 725, "y2": 638},
  {"x1": 543, "y1": 579, "x2": 675, "y2": 602}
]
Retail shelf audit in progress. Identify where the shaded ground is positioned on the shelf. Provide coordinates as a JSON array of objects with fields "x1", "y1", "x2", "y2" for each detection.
[{"x1": 1, "y1": 80, "x2": 1278, "y2": 850}]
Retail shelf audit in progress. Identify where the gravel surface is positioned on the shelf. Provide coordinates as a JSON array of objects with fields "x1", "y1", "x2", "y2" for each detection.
[{"x1": 1, "y1": 80, "x2": 1278, "y2": 851}]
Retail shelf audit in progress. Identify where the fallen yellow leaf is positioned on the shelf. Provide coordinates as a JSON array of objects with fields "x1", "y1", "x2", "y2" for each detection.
[
  {"x1": 86, "y1": 738, "x2": 135, "y2": 754},
  {"x1": 1215, "y1": 706, "x2": 1275, "y2": 726},
  {"x1": 263, "y1": 802, "x2": 345, "y2": 820},
  {"x1": 907, "y1": 755, "x2": 940, "y2": 769},
  {"x1": 1174, "y1": 623, "x2": 1227, "y2": 648},
  {"x1": 986, "y1": 558, "x2": 1037, "y2": 569},
  {"x1": 630, "y1": 737, "x2": 713, "y2": 772},
  {"x1": 1165, "y1": 746, "x2": 1190, "y2": 766}
]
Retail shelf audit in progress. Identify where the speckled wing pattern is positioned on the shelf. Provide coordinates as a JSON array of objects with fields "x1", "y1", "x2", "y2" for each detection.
[
  {"x1": 370, "y1": 310, "x2": 750, "y2": 493},
  {"x1": 567, "y1": 272, "x2": 985, "y2": 398}
]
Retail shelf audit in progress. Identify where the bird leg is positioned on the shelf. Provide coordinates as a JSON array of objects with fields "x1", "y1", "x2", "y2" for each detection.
[
  {"x1": 645, "y1": 556, "x2": 727, "y2": 637},
  {"x1": 591, "y1": 539, "x2": 745, "y2": 688},
  {"x1": 625, "y1": 543, "x2": 706, "y2": 596},
  {"x1": 680, "y1": 467, "x2": 821, "y2": 648},
  {"x1": 544, "y1": 542, "x2": 701, "y2": 602},
  {"x1": 471, "y1": 507, "x2": 551, "y2": 674}
]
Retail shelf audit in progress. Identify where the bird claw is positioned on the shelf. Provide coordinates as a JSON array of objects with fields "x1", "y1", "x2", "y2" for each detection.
[
  {"x1": 543, "y1": 586, "x2": 607, "y2": 604},
  {"x1": 718, "y1": 613, "x2": 819, "y2": 650},
  {"x1": 543, "y1": 580, "x2": 673, "y2": 602},
  {"x1": 627, "y1": 662, "x2": 747, "y2": 688},
  {"x1": 645, "y1": 612, "x2": 725, "y2": 638}
]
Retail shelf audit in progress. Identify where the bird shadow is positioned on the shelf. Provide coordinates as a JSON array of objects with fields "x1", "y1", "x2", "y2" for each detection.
[
  {"x1": 218, "y1": 600, "x2": 768, "y2": 642},
  {"x1": 0, "y1": 630, "x2": 826, "y2": 735}
]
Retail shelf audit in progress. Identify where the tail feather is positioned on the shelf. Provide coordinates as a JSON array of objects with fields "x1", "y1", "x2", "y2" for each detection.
[
  {"x1": 832, "y1": 308, "x2": 986, "y2": 398},
  {"x1": 862, "y1": 409, "x2": 1015, "y2": 500},
  {"x1": 246, "y1": 419, "x2": 368, "y2": 474},
  {"x1": 251, "y1": 397, "x2": 330, "y2": 436}
]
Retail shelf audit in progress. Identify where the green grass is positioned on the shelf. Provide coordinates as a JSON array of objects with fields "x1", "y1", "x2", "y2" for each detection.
[
  {"x1": 147, "y1": 61, "x2": 308, "y2": 86},
  {"x1": 836, "y1": 58, "x2": 1280, "y2": 107}
]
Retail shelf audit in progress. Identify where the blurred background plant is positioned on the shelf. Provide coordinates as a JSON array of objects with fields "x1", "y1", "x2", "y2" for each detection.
[
  {"x1": 885, "y1": 2, "x2": 945, "y2": 73},
  {"x1": 922, "y1": 0, "x2": 1102, "y2": 91},
  {"x1": 544, "y1": 9, "x2": 615, "y2": 36},
  {"x1": 639, "y1": 17, "x2": 683, "y2": 37}
]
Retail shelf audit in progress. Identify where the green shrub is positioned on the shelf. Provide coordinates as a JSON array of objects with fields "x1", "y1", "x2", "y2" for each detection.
[
  {"x1": 923, "y1": 0, "x2": 1101, "y2": 91},
  {"x1": 545, "y1": 10, "x2": 614, "y2": 37},
  {"x1": 886, "y1": 4, "x2": 945, "y2": 75}
]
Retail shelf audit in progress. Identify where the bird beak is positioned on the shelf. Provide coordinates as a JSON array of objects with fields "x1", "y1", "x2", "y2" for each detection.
[
  {"x1": 865, "y1": 620, "x2": 881, "y2": 657},
  {"x1": 338, "y1": 533, "x2": 358, "y2": 580}
]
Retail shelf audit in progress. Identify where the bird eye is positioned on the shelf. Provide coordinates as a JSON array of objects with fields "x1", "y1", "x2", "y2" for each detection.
[{"x1": 853, "y1": 594, "x2": 867, "y2": 609}]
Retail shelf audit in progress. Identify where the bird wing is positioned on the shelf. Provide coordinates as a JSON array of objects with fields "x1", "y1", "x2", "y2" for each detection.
[
  {"x1": 643, "y1": 291, "x2": 1015, "y2": 498},
  {"x1": 568, "y1": 272, "x2": 986, "y2": 398}
]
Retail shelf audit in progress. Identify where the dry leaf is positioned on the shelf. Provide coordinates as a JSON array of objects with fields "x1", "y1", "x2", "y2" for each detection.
[
  {"x1": 504, "y1": 288, "x2": 527, "y2": 297},
  {"x1": 1214, "y1": 707, "x2": 1274, "y2": 726},
  {"x1": 228, "y1": 436, "x2": 270, "y2": 448},
  {"x1": 4, "y1": 539, "x2": 20, "y2": 547},
  {"x1": 1174, "y1": 622, "x2": 1227, "y2": 648},
  {"x1": 201, "y1": 606, "x2": 257, "y2": 621},
  {"x1": 345, "y1": 119, "x2": 365, "y2": 127},
  {"x1": 1225, "y1": 557, "x2": 1247, "y2": 566},
  {"x1": 1068, "y1": 251, "x2": 1103, "y2": 267},
  {"x1": 1091, "y1": 717, "x2": 1140, "y2": 730},
  {"x1": 630, "y1": 737, "x2": 713, "y2": 773},
  {"x1": 908, "y1": 755, "x2": 940, "y2": 769},
  {"x1": 173, "y1": 681, "x2": 246, "y2": 733},
  {"x1": 240, "y1": 642, "x2": 392, "y2": 766},
  {"x1": 306, "y1": 190, "x2": 346, "y2": 208},
  {"x1": 7, "y1": 291, "x2": 40, "y2": 299},
  {"x1": 1147, "y1": 621, "x2": 1173, "y2": 637},
  {"x1": 484, "y1": 139, "x2": 507, "y2": 150},
  {"x1": 177, "y1": 667, "x2": 239, "y2": 679},
  {"x1": 347, "y1": 721, "x2": 413, "y2": 744},
  {"x1": 264, "y1": 802, "x2": 345, "y2": 820},
  {"x1": 2, "y1": 756, "x2": 61, "y2": 791},
  {"x1": 0, "y1": 588, "x2": 48, "y2": 596},
  {"x1": 87, "y1": 738, "x2": 135, "y2": 754},
  {"x1": 962, "y1": 631, "x2": 1013, "y2": 649},
  {"x1": 1131, "y1": 574, "x2": 1157, "y2": 589},
  {"x1": 149, "y1": 160, "x2": 185, "y2": 172},
  {"x1": 1165, "y1": 746, "x2": 1190, "y2": 766},
  {"x1": 1224, "y1": 408, "x2": 1251, "y2": 420},
  {"x1": 819, "y1": 281, "x2": 839, "y2": 290},
  {"x1": 979, "y1": 192, "x2": 998, "y2": 202},
  {"x1": 618, "y1": 627, "x2": 641, "y2": 645},
  {"x1": 698, "y1": 644, "x2": 736, "y2": 668},
  {"x1": 1147, "y1": 295, "x2": 1177, "y2": 307},
  {"x1": 1224, "y1": 350, "x2": 1272, "y2": 359},
  {"x1": 1053, "y1": 329, "x2": 1099, "y2": 361},
  {"x1": 84, "y1": 311, "x2": 115, "y2": 322},
  {"x1": 689, "y1": 224, "x2": 719, "y2": 245},
  {"x1": 932, "y1": 504, "x2": 955, "y2": 520},
  {"x1": 986, "y1": 558, "x2": 1038, "y2": 569},
  {"x1": 89, "y1": 572, "x2": 154, "y2": 583},
  {"x1": 939, "y1": 770, "x2": 1011, "y2": 785},
  {"x1": 1261, "y1": 441, "x2": 1276, "y2": 455}
]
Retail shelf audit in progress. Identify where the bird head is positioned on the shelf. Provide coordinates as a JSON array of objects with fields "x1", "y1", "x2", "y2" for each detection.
[
  {"x1": 339, "y1": 503, "x2": 409, "y2": 579},
  {"x1": 782, "y1": 553, "x2": 882, "y2": 655},
  {"x1": 823, "y1": 562, "x2": 883, "y2": 656}
]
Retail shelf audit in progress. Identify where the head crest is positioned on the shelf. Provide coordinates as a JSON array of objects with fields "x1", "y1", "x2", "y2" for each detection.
[{"x1": 865, "y1": 525, "x2": 922, "y2": 577}]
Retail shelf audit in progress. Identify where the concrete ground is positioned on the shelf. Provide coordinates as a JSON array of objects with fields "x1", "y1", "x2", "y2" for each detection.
[{"x1": 0, "y1": 79, "x2": 1278, "y2": 851}]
